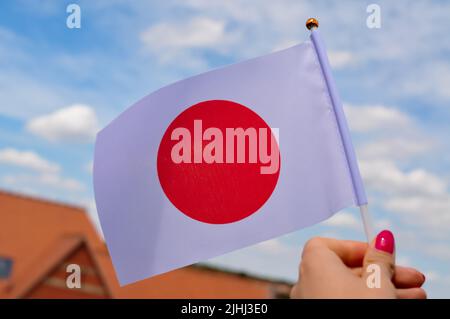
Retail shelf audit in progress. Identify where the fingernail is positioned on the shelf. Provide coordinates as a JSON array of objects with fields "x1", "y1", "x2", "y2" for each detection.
[
  {"x1": 375, "y1": 230, "x2": 395, "y2": 254},
  {"x1": 421, "y1": 273, "x2": 426, "y2": 282}
]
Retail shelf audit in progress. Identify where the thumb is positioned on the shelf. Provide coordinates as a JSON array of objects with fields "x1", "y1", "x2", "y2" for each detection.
[{"x1": 363, "y1": 230, "x2": 396, "y2": 285}]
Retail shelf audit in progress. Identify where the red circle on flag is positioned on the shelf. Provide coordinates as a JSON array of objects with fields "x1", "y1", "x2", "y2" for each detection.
[{"x1": 157, "y1": 100, "x2": 280, "y2": 224}]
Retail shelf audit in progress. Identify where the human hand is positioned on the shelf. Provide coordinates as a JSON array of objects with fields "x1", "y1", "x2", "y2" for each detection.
[{"x1": 290, "y1": 230, "x2": 426, "y2": 299}]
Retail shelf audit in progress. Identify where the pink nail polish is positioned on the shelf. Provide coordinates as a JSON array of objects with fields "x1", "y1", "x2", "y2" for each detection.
[{"x1": 375, "y1": 230, "x2": 395, "y2": 254}]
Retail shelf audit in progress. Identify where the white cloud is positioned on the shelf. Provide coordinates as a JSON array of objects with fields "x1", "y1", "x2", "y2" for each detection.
[
  {"x1": 2, "y1": 173, "x2": 84, "y2": 192},
  {"x1": 359, "y1": 157, "x2": 450, "y2": 236},
  {"x1": 374, "y1": 218, "x2": 392, "y2": 230},
  {"x1": 422, "y1": 270, "x2": 450, "y2": 297},
  {"x1": 328, "y1": 50, "x2": 355, "y2": 69},
  {"x1": 139, "y1": 17, "x2": 241, "y2": 69},
  {"x1": 324, "y1": 210, "x2": 391, "y2": 234},
  {"x1": 0, "y1": 148, "x2": 84, "y2": 194},
  {"x1": 359, "y1": 137, "x2": 432, "y2": 160},
  {"x1": 208, "y1": 235, "x2": 301, "y2": 281},
  {"x1": 396, "y1": 255, "x2": 412, "y2": 267},
  {"x1": 272, "y1": 39, "x2": 298, "y2": 52},
  {"x1": 426, "y1": 271, "x2": 440, "y2": 282},
  {"x1": 183, "y1": 0, "x2": 308, "y2": 33},
  {"x1": 255, "y1": 238, "x2": 297, "y2": 255},
  {"x1": 423, "y1": 243, "x2": 450, "y2": 261},
  {"x1": 271, "y1": 46, "x2": 355, "y2": 69},
  {"x1": 324, "y1": 211, "x2": 360, "y2": 230},
  {"x1": 360, "y1": 159, "x2": 447, "y2": 197},
  {"x1": 26, "y1": 104, "x2": 99, "y2": 143},
  {"x1": 38, "y1": 173, "x2": 84, "y2": 191},
  {"x1": 0, "y1": 26, "x2": 26, "y2": 62},
  {"x1": 84, "y1": 161, "x2": 93, "y2": 174},
  {"x1": 401, "y1": 61, "x2": 450, "y2": 102},
  {"x1": 344, "y1": 104, "x2": 413, "y2": 133},
  {"x1": 0, "y1": 69, "x2": 68, "y2": 119},
  {"x1": 175, "y1": 0, "x2": 450, "y2": 110},
  {"x1": 141, "y1": 17, "x2": 229, "y2": 53},
  {"x1": 0, "y1": 148, "x2": 60, "y2": 174},
  {"x1": 385, "y1": 194, "x2": 450, "y2": 232}
]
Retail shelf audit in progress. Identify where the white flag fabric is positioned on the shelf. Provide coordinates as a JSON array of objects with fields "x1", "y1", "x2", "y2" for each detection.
[{"x1": 94, "y1": 30, "x2": 367, "y2": 285}]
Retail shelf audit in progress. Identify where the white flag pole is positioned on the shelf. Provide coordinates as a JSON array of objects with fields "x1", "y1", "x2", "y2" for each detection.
[
  {"x1": 306, "y1": 18, "x2": 375, "y2": 243},
  {"x1": 359, "y1": 205, "x2": 374, "y2": 242}
]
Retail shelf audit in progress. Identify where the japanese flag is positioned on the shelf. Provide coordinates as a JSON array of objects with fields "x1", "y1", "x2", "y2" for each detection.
[{"x1": 94, "y1": 30, "x2": 367, "y2": 285}]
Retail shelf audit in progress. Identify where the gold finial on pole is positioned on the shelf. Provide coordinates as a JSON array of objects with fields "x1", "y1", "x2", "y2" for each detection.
[{"x1": 306, "y1": 18, "x2": 319, "y2": 30}]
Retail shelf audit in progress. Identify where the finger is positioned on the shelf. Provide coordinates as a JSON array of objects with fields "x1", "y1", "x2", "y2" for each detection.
[
  {"x1": 393, "y1": 266, "x2": 426, "y2": 288},
  {"x1": 396, "y1": 287, "x2": 427, "y2": 299},
  {"x1": 352, "y1": 265, "x2": 426, "y2": 288},
  {"x1": 303, "y1": 237, "x2": 368, "y2": 268},
  {"x1": 362, "y1": 230, "x2": 396, "y2": 284}
]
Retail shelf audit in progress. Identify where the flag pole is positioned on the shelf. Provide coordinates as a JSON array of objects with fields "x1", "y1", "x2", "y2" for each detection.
[
  {"x1": 306, "y1": 18, "x2": 374, "y2": 243},
  {"x1": 359, "y1": 205, "x2": 374, "y2": 242}
]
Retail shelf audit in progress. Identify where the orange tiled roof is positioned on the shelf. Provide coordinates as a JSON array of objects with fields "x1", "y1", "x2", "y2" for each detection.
[
  {"x1": 0, "y1": 189, "x2": 292, "y2": 298},
  {"x1": 0, "y1": 190, "x2": 112, "y2": 297},
  {"x1": 8, "y1": 236, "x2": 83, "y2": 298}
]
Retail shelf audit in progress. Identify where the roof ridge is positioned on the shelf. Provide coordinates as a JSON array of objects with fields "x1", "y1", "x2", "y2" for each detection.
[
  {"x1": 8, "y1": 236, "x2": 85, "y2": 298},
  {"x1": 0, "y1": 188, "x2": 86, "y2": 212},
  {"x1": 194, "y1": 263, "x2": 294, "y2": 285}
]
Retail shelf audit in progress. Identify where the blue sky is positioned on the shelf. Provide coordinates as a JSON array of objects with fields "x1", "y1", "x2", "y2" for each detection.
[{"x1": 1, "y1": 0, "x2": 450, "y2": 297}]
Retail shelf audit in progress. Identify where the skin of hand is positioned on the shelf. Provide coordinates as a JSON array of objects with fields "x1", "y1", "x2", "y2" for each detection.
[{"x1": 290, "y1": 230, "x2": 427, "y2": 299}]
